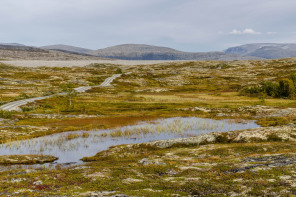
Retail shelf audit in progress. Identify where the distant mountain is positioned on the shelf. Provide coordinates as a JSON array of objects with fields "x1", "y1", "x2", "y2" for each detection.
[
  {"x1": 3, "y1": 42, "x2": 295, "y2": 61},
  {"x1": 0, "y1": 44, "x2": 104, "y2": 60},
  {"x1": 0, "y1": 43, "x2": 27, "y2": 46},
  {"x1": 225, "y1": 43, "x2": 296, "y2": 59},
  {"x1": 89, "y1": 44, "x2": 256, "y2": 61},
  {"x1": 41, "y1": 44, "x2": 93, "y2": 55},
  {"x1": 42, "y1": 43, "x2": 296, "y2": 60},
  {"x1": 0, "y1": 43, "x2": 46, "y2": 52}
]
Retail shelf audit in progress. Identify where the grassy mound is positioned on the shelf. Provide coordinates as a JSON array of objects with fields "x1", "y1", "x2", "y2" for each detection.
[{"x1": 0, "y1": 154, "x2": 58, "y2": 165}]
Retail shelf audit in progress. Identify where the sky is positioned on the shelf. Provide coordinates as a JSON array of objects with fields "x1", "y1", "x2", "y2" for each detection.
[{"x1": 0, "y1": 0, "x2": 295, "y2": 52}]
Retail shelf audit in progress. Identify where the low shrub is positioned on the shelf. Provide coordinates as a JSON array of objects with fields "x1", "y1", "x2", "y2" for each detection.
[{"x1": 240, "y1": 75, "x2": 296, "y2": 99}]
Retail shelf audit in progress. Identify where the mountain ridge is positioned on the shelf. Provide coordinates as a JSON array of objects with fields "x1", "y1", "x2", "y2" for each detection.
[
  {"x1": 224, "y1": 43, "x2": 296, "y2": 59},
  {"x1": 43, "y1": 43, "x2": 296, "y2": 60},
  {"x1": 42, "y1": 43, "x2": 263, "y2": 61},
  {"x1": 41, "y1": 44, "x2": 93, "y2": 54},
  {"x1": 0, "y1": 43, "x2": 104, "y2": 60},
  {"x1": 1, "y1": 42, "x2": 296, "y2": 61}
]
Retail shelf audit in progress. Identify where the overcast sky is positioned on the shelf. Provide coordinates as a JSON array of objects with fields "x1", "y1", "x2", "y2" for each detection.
[{"x1": 0, "y1": 0, "x2": 295, "y2": 52}]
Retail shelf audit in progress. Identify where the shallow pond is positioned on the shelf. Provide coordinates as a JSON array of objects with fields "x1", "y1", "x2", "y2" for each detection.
[{"x1": 0, "y1": 117, "x2": 259, "y2": 164}]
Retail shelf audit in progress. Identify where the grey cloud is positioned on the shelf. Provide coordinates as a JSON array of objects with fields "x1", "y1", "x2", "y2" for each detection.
[{"x1": 0, "y1": 0, "x2": 295, "y2": 51}]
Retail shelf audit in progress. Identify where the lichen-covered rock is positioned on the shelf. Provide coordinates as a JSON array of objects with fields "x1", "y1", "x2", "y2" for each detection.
[
  {"x1": 147, "y1": 133, "x2": 218, "y2": 148},
  {"x1": 238, "y1": 105, "x2": 296, "y2": 118},
  {"x1": 145, "y1": 125, "x2": 296, "y2": 148},
  {"x1": 138, "y1": 158, "x2": 166, "y2": 166}
]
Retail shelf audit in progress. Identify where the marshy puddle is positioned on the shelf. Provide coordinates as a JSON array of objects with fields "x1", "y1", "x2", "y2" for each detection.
[{"x1": 0, "y1": 117, "x2": 259, "y2": 164}]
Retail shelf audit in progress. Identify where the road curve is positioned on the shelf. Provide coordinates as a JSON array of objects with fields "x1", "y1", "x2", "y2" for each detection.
[
  {"x1": 74, "y1": 74, "x2": 121, "y2": 93},
  {"x1": 0, "y1": 74, "x2": 122, "y2": 112}
]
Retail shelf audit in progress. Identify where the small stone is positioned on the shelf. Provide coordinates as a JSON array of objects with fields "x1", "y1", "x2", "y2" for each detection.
[
  {"x1": 138, "y1": 158, "x2": 166, "y2": 166},
  {"x1": 10, "y1": 178, "x2": 26, "y2": 183},
  {"x1": 280, "y1": 175, "x2": 292, "y2": 180},
  {"x1": 139, "y1": 158, "x2": 150, "y2": 165},
  {"x1": 123, "y1": 178, "x2": 143, "y2": 184},
  {"x1": 166, "y1": 169, "x2": 178, "y2": 175},
  {"x1": 81, "y1": 191, "x2": 116, "y2": 197},
  {"x1": 111, "y1": 195, "x2": 131, "y2": 197},
  {"x1": 73, "y1": 166, "x2": 90, "y2": 170},
  {"x1": 33, "y1": 180, "x2": 43, "y2": 186}
]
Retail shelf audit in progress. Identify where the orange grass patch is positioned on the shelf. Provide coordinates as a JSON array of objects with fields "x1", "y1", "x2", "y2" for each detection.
[{"x1": 42, "y1": 116, "x2": 160, "y2": 129}]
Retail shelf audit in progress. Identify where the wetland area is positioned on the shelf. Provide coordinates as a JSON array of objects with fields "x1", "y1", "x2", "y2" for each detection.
[
  {"x1": 1, "y1": 59, "x2": 296, "y2": 196},
  {"x1": 0, "y1": 117, "x2": 259, "y2": 164}
]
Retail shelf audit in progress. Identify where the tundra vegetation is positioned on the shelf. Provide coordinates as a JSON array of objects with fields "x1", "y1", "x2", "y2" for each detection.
[{"x1": 1, "y1": 58, "x2": 296, "y2": 196}]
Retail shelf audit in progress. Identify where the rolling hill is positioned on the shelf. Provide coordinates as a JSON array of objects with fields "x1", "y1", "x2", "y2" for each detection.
[
  {"x1": 0, "y1": 44, "x2": 103, "y2": 60},
  {"x1": 2, "y1": 42, "x2": 296, "y2": 61},
  {"x1": 224, "y1": 43, "x2": 296, "y2": 59},
  {"x1": 89, "y1": 44, "x2": 242, "y2": 60},
  {"x1": 41, "y1": 44, "x2": 93, "y2": 55},
  {"x1": 44, "y1": 44, "x2": 260, "y2": 61}
]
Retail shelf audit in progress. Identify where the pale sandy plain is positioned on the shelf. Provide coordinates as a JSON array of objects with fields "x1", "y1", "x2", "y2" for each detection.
[{"x1": 0, "y1": 60, "x2": 187, "y2": 67}]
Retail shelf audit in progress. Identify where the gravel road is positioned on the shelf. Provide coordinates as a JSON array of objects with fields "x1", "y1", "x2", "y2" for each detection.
[{"x1": 0, "y1": 74, "x2": 121, "y2": 111}]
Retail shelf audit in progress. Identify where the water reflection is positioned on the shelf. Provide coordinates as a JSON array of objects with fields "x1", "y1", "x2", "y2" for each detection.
[{"x1": 0, "y1": 117, "x2": 259, "y2": 163}]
